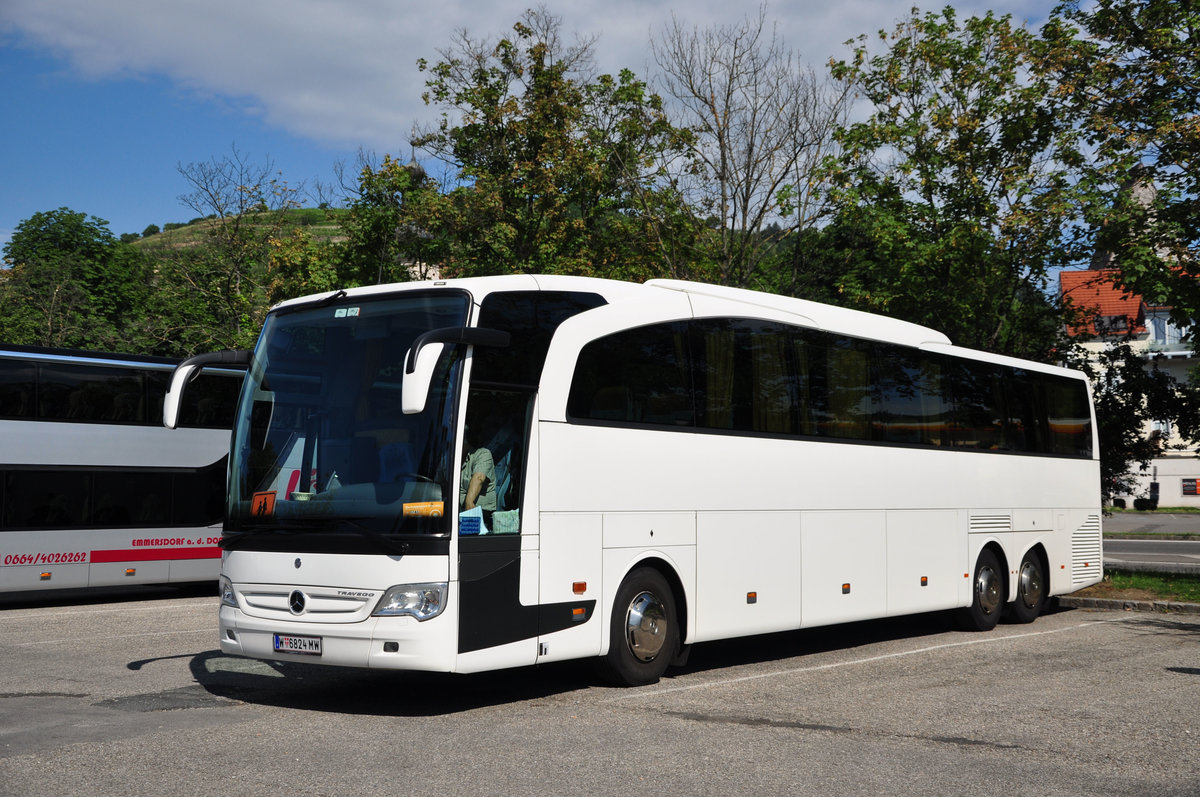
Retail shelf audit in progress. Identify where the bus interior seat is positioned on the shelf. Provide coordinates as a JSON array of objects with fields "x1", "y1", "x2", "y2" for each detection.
[{"x1": 491, "y1": 443, "x2": 513, "y2": 510}]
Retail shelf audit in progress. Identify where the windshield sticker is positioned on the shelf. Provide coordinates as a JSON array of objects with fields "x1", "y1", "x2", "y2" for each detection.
[
  {"x1": 251, "y1": 491, "x2": 277, "y2": 518},
  {"x1": 403, "y1": 501, "x2": 444, "y2": 518},
  {"x1": 333, "y1": 307, "x2": 361, "y2": 318}
]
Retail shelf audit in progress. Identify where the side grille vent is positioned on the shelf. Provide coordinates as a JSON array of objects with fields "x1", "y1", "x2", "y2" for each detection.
[
  {"x1": 970, "y1": 515, "x2": 1012, "y2": 533},
  {"x1": 1072, "y1": 515, "x2": 1103, "y2": 586}
]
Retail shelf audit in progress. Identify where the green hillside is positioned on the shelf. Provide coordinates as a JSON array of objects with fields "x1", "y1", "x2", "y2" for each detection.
[{"x1": 132, "y1": 207, "x2": 349, "y2": 248}]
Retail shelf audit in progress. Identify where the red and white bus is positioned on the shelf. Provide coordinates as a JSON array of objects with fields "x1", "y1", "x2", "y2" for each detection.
[{"x1": 0, "y1": 345, "x2": 240, "y2": 593}]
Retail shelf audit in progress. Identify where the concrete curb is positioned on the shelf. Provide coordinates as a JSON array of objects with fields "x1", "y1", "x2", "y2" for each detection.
[{"x1": 1058, "y1": 596, "x2": 1200, "y2": 614}]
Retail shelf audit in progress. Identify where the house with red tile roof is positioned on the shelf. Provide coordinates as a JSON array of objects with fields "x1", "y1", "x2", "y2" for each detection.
[{"x1": 1059, "y1": 268, "x2": 1196, "y2": 506}]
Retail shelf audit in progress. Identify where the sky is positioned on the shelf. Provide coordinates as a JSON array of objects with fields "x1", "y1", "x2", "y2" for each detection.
[{"x1": 0, "y1": 0, "x2": 1050, "y2": 249}]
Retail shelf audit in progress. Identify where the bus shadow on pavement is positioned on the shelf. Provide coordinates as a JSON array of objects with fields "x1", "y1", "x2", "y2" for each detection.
[
  {"x1": 175, "y1": 609, "x2": 991, "y2": 716},
  {"x1": 670, "y1": 610, "x2": 962, "y2": 680},
  {"x1": 181, "y1": 648, "x2": 597, "y2": 716}
]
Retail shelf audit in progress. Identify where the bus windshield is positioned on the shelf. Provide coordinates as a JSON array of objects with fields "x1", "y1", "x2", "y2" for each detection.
[{"x1": 226, "y1": 291, "x2": 470, "y2": 545}]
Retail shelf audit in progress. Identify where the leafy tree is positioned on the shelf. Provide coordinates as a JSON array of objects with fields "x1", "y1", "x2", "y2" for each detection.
[
  {"x1": 266, "y1": 228, "x2": 342, "y2": 305},
  {"x1": 0, "y1": 208, "x2": 155, "y2": 350},
  {"x1": 143, "y1": 147, "x2": 305, "y2": 351},
  {"x1": 824, "y1": 7, "x2": 1086, "y2": 360},
  {"x1": 1049, "y1": 0, "x2": 1200, "y2": 326},
  {"x1": 413, "y1": 8, "x2": 695, "y2": 280},
  {"x1": 338, "y1": 153, "x2": 446, "y2": 284},
  {"x1": 652, "y1": 4, "x2": 852, "y2": 288}
]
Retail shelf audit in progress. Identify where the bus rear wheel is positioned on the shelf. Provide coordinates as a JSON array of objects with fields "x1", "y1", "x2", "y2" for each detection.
[
  {"x1": 600, "y1": 567, "x2": 678, "y2": 687},
  {"x1": 1009, "y1": 550, "x2": 1045, "y2": 624},
  {"x1": 957, "y1": 549, "x2": 1003, "y2": 632}
]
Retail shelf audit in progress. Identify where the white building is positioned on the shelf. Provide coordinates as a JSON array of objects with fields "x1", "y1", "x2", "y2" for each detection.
[{"x1": 1060, "y1": 268, "x2": 1197, "y2": 507}]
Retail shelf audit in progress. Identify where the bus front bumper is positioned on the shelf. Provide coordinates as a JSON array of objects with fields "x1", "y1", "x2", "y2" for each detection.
[{"x1": 218, "y1": 605, "x2": 457, "y2": 672}]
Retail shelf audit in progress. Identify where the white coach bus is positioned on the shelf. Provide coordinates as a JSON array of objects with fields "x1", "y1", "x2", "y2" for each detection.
[
  {"x1": 165, "y1": 276, "x2": 1101, "y2": 685},
  {"x1": 0, "y1": 346, "x2": 241, "y2": 593}
]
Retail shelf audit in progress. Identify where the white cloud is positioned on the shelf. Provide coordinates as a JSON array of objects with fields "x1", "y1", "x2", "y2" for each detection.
[{"x1": 2, "y1": 0, "x2": 1045, "y2": 152}]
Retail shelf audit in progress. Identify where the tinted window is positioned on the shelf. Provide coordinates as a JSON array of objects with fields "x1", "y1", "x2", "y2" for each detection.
[
  {"x1": 177, "y1": 371, "x2": 241, "y2": 429},
  {"x1": 95, "y1": 471, "x2": 173, "y2": 525},
  {"x1": 37, "y1": 365, "x2": 148, "y2": 422},
  {"x1": 0, "y1": 360, "x2": 36, "y2": 419},
  {"x1": 946, "y1": 360, "x2": 1006, "y2": 450},
  {"x1": 693, "y1": 318, "x2": 795, "y2": 434},
  {"x1": 568, "y1": 321, "x2": 693, "y2": 426},
  {"x1": 1, "y1": 460, "x2": 227, "y2": 531},
  {"x1": 0, "y1": 356, "x2": 234, "y2": 428},
  {"x1": 806, "y1": 332, "x2": 872, "y2": 440},
  {"x1": 1003, "y1": 369, "x2": 1049, "y2": 453},
  {"x1": 1045, "y1": 375, "x2": 1093, "y2": 456},
  {"x1": 874, "y1": 344, "x2": 950, "y2": 446},
  {"x1": 565, "y1": 316, "x2": 1091, "y2": 458},
  {"x1": 474, "y1": 291, "x2": 606, "y2": 386},
  {"x1": 4, "y1": 471, "x2": 91, "y2": 528}
]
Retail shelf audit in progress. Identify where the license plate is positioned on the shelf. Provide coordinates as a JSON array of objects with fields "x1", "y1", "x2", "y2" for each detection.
[{"x1": 273, "y1": 633, "x2": 322, "y2": 655}]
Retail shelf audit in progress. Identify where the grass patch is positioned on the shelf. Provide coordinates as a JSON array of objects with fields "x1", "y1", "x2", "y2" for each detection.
[{"x1": 1071, "y1": 568, "x2": 1200, "y2": 604}]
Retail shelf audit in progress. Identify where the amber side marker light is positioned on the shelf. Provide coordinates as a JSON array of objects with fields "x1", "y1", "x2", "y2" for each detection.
[
  {"x1": 572, "y1": 581, "x2": 587, "y2": 595},
  {"x1": 125, "y1": 568, "x2": 137, "y2": 577},
  {"x1": 746, "y1": 591, "x2": 757, "y2": 604},
  {"x1": 572, "y1": 607, "x2": 587, "y2": 622},
  {"x1": 39, "y1": 572, "x2": 51, "y2": 581},
  {"x1": 920, "y1": 576, "x2": 929, "y2": 587},
  {"x1": 842, "y1": 583, "x2": 851, "y2": 594}
]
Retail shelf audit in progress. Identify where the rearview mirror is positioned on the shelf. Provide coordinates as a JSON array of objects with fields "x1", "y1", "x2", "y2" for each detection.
[
  {"x1": 402, "y1": 327, "x2": 510, "y2": 415},
  {"x1": 163, "y1": 349, "x2": 251, "y2": 429}
]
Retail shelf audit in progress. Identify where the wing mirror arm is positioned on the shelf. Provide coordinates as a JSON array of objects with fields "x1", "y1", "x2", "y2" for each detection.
[
  {"x1": 163, "y1": 349, "x2": 251, "y2": 429},
  {"x1": 402, "y1": 327, "x2": 510, "y2": 415}
]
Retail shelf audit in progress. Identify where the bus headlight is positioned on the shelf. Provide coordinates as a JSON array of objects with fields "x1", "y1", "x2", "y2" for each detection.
[
  {"x1": 219, "y1": 575, "x2": 237, "y2": 608},
  {"x1": 373, "y1": 583, "x2": 448, "y2": 621}
]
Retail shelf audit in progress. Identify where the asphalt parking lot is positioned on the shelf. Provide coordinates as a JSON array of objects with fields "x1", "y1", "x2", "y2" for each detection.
[{"x1": 1, "y1": 587, "x2": 1198, "y2": 796}]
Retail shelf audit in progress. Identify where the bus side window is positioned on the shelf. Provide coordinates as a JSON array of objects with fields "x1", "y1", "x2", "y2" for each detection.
[
  {"x1": 872, "y1": 342, "x2": 948, "y2": 447},
  {"x1": 567, "y1": 321, "x2": 693, "y2": 427},
  {"x1": 692, "y1": 318, "x2": 795, "y2": 434},
  {"x1": 0, "y1": 361, "x2": 36, "y2": 419},
  {"x1": 947, "y1": 360, "x2": 1006, "y2": 450},
  {"x1": 804, "y1": 332, "x2": 871, "y2": 440},
  {"x1": 1045, "y1": 375, "x2": 1093, "y2": 457}
]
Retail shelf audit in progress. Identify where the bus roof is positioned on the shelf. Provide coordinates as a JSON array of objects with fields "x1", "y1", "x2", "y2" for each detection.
[
  {"x1": 644, "y1": 279, "x2": 952, "y2": 349},
  {"x1": 268, "y1": 275, "x2": 1082, "y2": 378}
]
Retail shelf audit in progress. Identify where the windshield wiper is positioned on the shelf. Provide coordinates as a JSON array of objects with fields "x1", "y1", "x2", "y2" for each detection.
[
  {"x1": 219, "y1": 527, "x2": 291, "y2": 550},
  {"x1": 333, "y1": 518, "x2": 411, "y2": 556},
  {"x1": 219, "y1": 519, "x2": 328, "y2": 549},
  {"x1": 223, "y1": 518, "x2": 414, "y2": 556}
]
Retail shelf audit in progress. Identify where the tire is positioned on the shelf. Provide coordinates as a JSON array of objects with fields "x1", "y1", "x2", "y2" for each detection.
[
  {"x1": 957, "y1": 548, "x2": 1004, "y2": 632},
  {"x1": 1009, "y1": 549, "x2": 1046, "y2": 624},
  {"x1": 599, "y1": 567, "x2": 679, "y2": 687}
]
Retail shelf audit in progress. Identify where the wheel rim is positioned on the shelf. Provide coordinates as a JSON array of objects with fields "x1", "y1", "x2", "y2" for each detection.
[
  {"x1": 624, "y1": 590, "x2": 668, "y2": 662},
  {"x1": 976, "y1": 563, "x2": 1002, "y2": 616},
  {"x1": 1018, "y1": 559, "x2": 1043, "y2": 610}
]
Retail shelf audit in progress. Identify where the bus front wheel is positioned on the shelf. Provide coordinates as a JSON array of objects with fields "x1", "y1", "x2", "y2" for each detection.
[
  {"x1": 958, "y1": 549, "x2": 1003, "y2": 632},
  {"x1": 600, "y1": 567, "x2": 679, "y2": 687}
]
